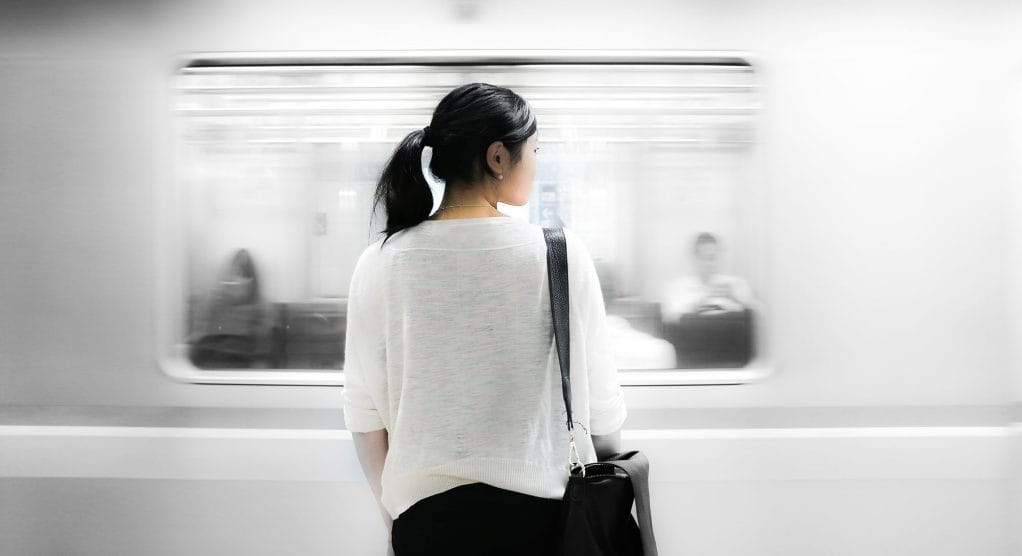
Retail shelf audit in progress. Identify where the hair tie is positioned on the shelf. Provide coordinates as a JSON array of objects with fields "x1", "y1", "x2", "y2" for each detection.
[{"x1": 421, "y1": 125, "x2": 433, "y2": 146}]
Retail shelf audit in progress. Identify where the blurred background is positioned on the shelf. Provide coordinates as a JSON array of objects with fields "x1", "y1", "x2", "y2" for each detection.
[{"x1": 1, "y1": 0, "x2": 1021, "y2": 554}]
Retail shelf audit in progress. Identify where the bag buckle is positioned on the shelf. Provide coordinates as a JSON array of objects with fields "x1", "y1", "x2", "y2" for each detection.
[{"x1": 568, "y1": 431, "x2": 585, "y2": 477}]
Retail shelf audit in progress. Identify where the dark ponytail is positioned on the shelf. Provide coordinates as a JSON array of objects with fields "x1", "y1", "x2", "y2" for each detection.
[
  {"x1": 372, "y1": 83, "x2": 537, "y2": 245},
  {"x1": 371, "y1": 128, "x2": 434, "y2": 244}
]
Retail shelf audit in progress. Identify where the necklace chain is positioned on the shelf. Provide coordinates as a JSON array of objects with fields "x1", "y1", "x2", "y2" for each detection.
[{"x1": 433, "y1": 204, "x2": 492, "y2": 212}]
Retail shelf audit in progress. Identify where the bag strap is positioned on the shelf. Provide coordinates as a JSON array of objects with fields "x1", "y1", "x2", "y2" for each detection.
[
  {"x1": 543, "y1": 227, "x2": 659, "y2": 556},
  {"x1": 543, "y1": 227, "x2": 574, "y2": 434},
  {"x1": 606, "y1": 452, "x2": 659, "y2": 556}
]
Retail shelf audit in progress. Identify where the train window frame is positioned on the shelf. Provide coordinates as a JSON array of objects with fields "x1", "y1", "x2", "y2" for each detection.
[{"x1": 156, "y1": 50, "x2": 773, "y2": 387}]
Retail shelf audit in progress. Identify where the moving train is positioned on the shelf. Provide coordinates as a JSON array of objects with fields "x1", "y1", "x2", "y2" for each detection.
[{"x1": 2, "y1": 1, "x2": 1020, "y2": 554}]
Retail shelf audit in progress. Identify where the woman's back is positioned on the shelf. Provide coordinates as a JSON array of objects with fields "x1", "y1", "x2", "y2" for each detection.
[
  {"x1": 342, "y1": 216, "x2": 627, "y2": 520},
  {"x1": 343, "y1": 82, "x2": 626, "y2": 554}
]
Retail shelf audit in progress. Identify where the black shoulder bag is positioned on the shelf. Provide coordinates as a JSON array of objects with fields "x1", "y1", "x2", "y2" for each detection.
[{"x1": 543, "y1": 227, "x2": 659, "y2": 556}]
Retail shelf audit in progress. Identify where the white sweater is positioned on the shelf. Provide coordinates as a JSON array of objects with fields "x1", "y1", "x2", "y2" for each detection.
[{"x1": 342, "y1": 216, "x2": 628, "y2": 519}]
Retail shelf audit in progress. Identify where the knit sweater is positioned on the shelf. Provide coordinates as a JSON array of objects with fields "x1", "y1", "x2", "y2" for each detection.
[{"x1": 341, "y1": 216, "x2": 628, "y2": 519}]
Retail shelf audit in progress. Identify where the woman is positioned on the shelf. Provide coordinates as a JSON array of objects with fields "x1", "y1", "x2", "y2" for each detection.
[
  {"x1": 189, "y1": 248, "x2": 273, "y2": 369},
  {"x1": 343, "y1": 83, "x2": 628, "y2": 555}
]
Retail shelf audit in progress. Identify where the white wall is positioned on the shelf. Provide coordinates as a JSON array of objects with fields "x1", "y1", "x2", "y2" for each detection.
[{"x1": 0, "y1": 0, "x2": 1018, "y2": 410}]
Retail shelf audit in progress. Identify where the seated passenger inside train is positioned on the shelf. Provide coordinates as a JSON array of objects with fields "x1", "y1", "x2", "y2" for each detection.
[
  {"x1": 661, "y1": 232, "x2": 755, "y2": 318},
  {"x1": 661, "y1": 232, "x2": 757, "y2": 367},
  {"x1": 188, "y1": 248, "x2": 274, "y2": 369}
]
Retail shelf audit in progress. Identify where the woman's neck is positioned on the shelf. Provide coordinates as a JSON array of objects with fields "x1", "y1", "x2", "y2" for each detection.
[
  {"x1": 427, "y1": 206, "x2": 502, "y2": 219},
  {"x1": 428, "y1": 183, "x2": 504, "y2": 220}
]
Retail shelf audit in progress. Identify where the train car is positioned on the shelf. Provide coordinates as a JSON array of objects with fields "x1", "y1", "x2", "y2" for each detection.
[{"x1": 1, "y1": 1, "x2": 1021, "y2": 554}]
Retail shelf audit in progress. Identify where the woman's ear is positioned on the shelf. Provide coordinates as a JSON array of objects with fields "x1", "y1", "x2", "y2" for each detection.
[{"x1": 486, "y1": 141, "x2": 505, "y2": 177}]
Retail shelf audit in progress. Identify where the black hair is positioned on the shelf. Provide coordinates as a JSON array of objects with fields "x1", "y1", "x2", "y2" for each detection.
[
  {"x1": 371, "y1": 83, "x2": 537, "y2": 245},
  {"x1": 693, "y1": 232, "x2": 719, "y2": 254}
]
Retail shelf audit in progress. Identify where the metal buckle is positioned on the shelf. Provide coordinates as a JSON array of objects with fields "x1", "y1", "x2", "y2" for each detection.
[{"x1": 568, "y1": 431, "x2": 585, "y2": 477}]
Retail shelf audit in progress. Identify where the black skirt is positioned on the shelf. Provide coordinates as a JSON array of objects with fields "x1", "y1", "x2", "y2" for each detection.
[{"x1": 391, "y1": 482, "x2": 563, "y2": 556}]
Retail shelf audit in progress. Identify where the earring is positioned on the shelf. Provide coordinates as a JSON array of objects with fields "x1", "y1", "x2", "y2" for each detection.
[{"x1": 498, "y1": 174, "x2": 504, "y2": 180}]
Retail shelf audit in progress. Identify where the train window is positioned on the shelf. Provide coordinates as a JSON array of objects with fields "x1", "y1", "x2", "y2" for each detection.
[{"x1": 159, "y1": 52, "x2": 768, "y2": 386}]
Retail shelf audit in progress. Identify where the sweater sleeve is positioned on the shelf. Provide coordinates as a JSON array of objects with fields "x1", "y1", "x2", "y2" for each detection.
[
  {"x1": 567, "y1": 230, "x2": 628, "y2": 436},
  {"x1": 342, "y1": 245, "x2": 387, "y2": 433}
]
